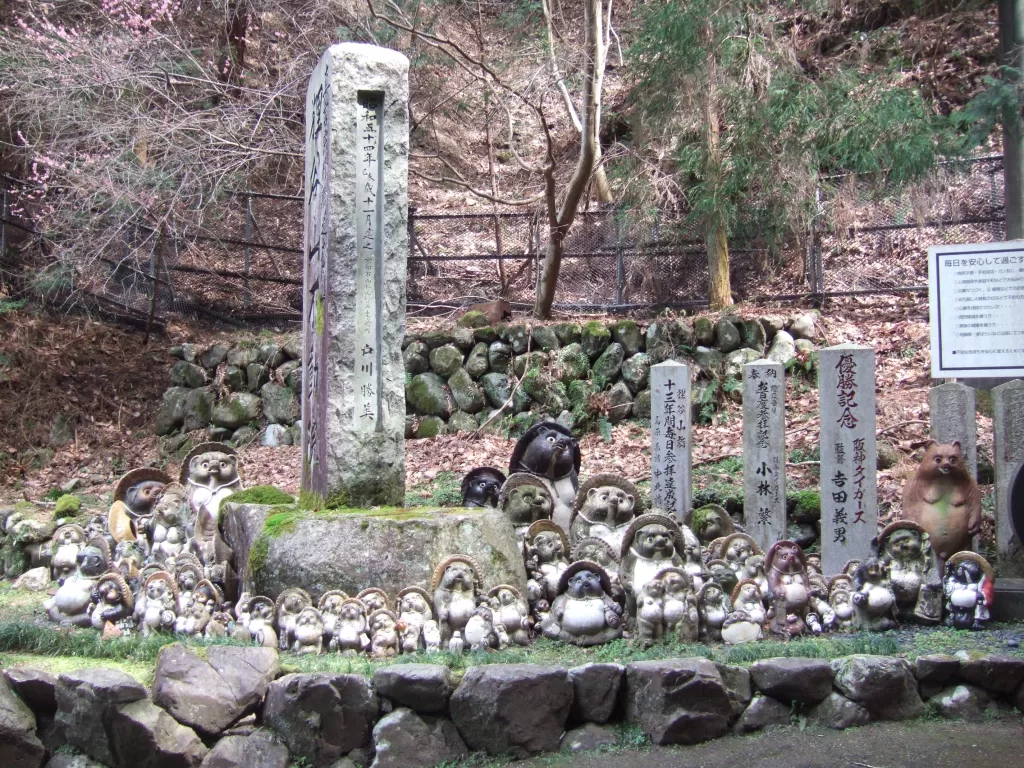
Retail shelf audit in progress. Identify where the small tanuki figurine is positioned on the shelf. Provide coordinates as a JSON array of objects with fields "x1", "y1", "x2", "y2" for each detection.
[
  {"x1": 464, "y1": 605, "x2": 504, "y2": 651},
  {"x1": 181, "y1": 442, "x2": 243, "y2": 520},
  {"x1": 206, "y1": 612, "x2": 232, "y2": 639},
  {"x1": 45, "y1": 539, "x2": 110, "y2": 627},
  {"x1": 368, "y1": 609, "x2": 400, "y2": 657},
  {"x1": 462, "y1": 467, "x2": 506, "y2": 509},
  {"x1": 330, "y1": 598, "x2": 371, "y2": 655},
  {"x1": 679, "y1": 525, "x2": 710, "y2": 592},
  {"x1": 764, "y1": 540, "x2": 811, "y2": 627},
  {"x1": 697, "y1": 581, "x2": 731, "y2": 642},
  {"x1": 568, "y1": 474, "x2": 640, "y2": 551},
  {"x1": 540, "y1": 561, "x2": 623, "y2": 646},
  {"x1": 721, "y1": 610, "x2": 764, "y2": 645},
  {"x1": 432, "y1": 555, "x2": 484, "y2": 652},
  {"x1": 851, "y1": 557, "x2": 897, "y2": 631},
  {"x1": 115, "y1": 468, "x2": 171, "y2": 519},
  {"x1": 508, "y1": 421, "x2": 582, "y2": 530},
  {"x1": 805, "y1": 554, "x2": 823, "y2": 578},
  {"x1": 828, "y1": 575, "x2": 856, "y2": 633},
  {"x1": 148, "y1": 483, "x2": 191, "y2": 565},
  {"x1": 356, "y1": 588, "x2": 390, "y2": 615},
  {"x1": 487, "y1": 585, "x2": 531, "y2": 647},
  {"x1": 139, "y1": 571, "x2": 179, "y2": 637},
  {"x1": 660, "y1": 567, "x2": 699, "y2": 642},
  {"x1": 619, "y1": 513, "x2": 685, "y2": 608},
  {"x1": 571, "y1": 537, "x2": 621, "y2": 581},
  {"x1": 175, "y1": 559, "x2": 205, "y2": 615},
  {"x1": 943, "y1": 551, "x2": 994, "y2": 630},
  {"x1": 318, "y1": 590, "x2": 348, "y2": 648},
  {"x1": 275, "y1": 588, "x2": 312, "y2": 651},
  {"x1": 90, "y1": 571, "x2": 134, "y2": 631},
  {"x1": 689, "y1": 504, "x2": 734, "y2": 546},
  {"x1": 900, "y1": 440, "x2": 982, "y2": 563},
  {"x1": 395, "y1": 586, "x2": 440, "y2": 653},
  {"x1": 635, "y1": 578, "x2": 665, "y2": 647},
  {"x1": 807, "y1": 575, "x2": 837, "y2": 632},
  {"x1": 292, "y1": 607, "x2": 325, "y2": 655},
  {"x1": 175, "y1": 596, "x2": 213, "y2": 637},
  {"x1": 730, "y1": 579, "x2": 766, "y2": 626},
  {"x1": 246, "y1": 596, "x2": 279, "y2": 648},
  {"x1": 706, "y1": 559, "x2": 738, "y2": 597},
  {"x1": 524, "y1": 521, "x2": 571, "y2": 605},
  {"x1": 716, "y1": 533, "x2": 763, "y2": 582},
  {"x1": 874, "y1": 521, "x2": 943, "y2": 624},
  {"x1": 499, "y1": 474, "x2": 555, "y2": 542},
  {"x1": 51, "y1": 524, "x2": 87, "y2": 584}
]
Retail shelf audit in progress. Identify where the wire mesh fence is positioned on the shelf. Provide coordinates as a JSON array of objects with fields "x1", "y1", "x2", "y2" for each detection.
[{"x1": 0, "y1": 154, "x2": 1010, "y2": 328}]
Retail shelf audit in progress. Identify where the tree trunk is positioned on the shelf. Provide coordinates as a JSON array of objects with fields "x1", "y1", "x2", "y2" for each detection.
[
  {"x1": 707, "y1": 217, "x2": 731, "y2": 310},
  {"x1": 219, "y1": 0, "x2": 249, "y2": 86},
  {"x1": 1001, "y1": 0, "x2": 1024, "y2": 239},
  {"x1": 703, "y1": 25, "x2": 732, "y2": 309},
  {"x1": 535, "y1": 235, "x2": 564, "y2": 319}
]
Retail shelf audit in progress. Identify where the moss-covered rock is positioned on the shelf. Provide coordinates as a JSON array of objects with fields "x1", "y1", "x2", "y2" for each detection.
[
  {"x1": 448, "y1": 410, "x2": 479, "y2": 433},
  {"x1": 555, "y1": 343, "x2": 590, "y2": 383},
  {"x1": 522, "y1": 367, "x2": 569, "y2": 413},
  {"x1": 156, "y1": 387, "x2": 191, "y2": 436},
  {"x1": 406, "y1": 372, "x2": 452, "y2": 418},
  {"x1": 592, "y1": 342, "x2": 625, "y2": 382},
  {"x1": 246, "y1": 362, "x2": 271, "y2": 393},
  {"x1": 605, "y1": 381, "x2": 633, "y2": 423},
  {"x1": 448, "y1": 368, "x2": 486, "y2": 414},
  {"x1": 474, "y1": 326, "x2": 499, "y2": 344},
  {"x1": 211, "y1": 392, "x2": 261, "y2": 429},
  {"x1": 648, "y1": 319, "x2": 694, "y2": 364},
  {"x1": 580, "y1": 321, "x2": 611, "y2": 360},
  {"x1": 452, "y1": 327, "x2": 476, "y2": 352},
  {"x1": 465, "y1": 342, "x2": 490, "y2": 378},
  {"x1": 415, "y1": 416, "x2": 447, "y2": 438},
  {"x1": 502, "y1": 324, "x2": 530, "y2": 355},
  {"x1": 457, "y1": 310, "x2": 490, "y2": 329},
  {"x1": 54, "y1": 495, "x2": 81, "y2": 517},
  {"x1": 553, "y1": 322, "x2": 582, "y2": 346},
  {"x1": 481, "y1": 372, "x2": 512, "y2": 410},
  {"x1": 742, "y1": 319, "x2": 767, "y2": 353},
  {"x1": 611, "y1": 319, "x2": 643, "y2": 357},
  {"x1": 759, "y1": 316, "x2": 785, "y2": 342},
  {"x1": 715, "y1": 318, "x2": 741, "y2": 353},
  {"x1": 429, "y1": 345, "x2": 464, "y2": 377},
  {"x1": 530, "y1": 325, "x2": 561, "y2": 352},
  {"x1": 199, "y1": 344, "x2": 229, "y2": 369},
  {"x1": 404, "y1": 341, "x2": 431, "y2": 375},
  {"x1": 695, "y1": 346, "x2": 724, "y2": 377},
  {"x1": 633, "y1": 389, "x2": 652, "y2": 419},
  {"x1": 795, "y1": 338, "x2": 815, "y2": 355},
  {"x1": 169, "y1": 360, "x2": 207, "y2": 389},
  {"x1": 693, "y1": 316, "x2": 715, "y2": 346},
  {"x1": 421, "y1": 329, "x2": 455, "y2": 349},
  {"x1": 182, "y1": 387, "x2": 215, "y2": 432},
  {"x1": 261, "y1": 382, "x2": 300, "y2": 425},
  {"x1": 487, "y1": 341, "x2": 512, "y2": 374},
  {"x1": 230, "y1": 485, "x2": 296, "y2": 505},
  {"x1": 224, "y1": 365, "x2": 246, "y2": 392},
  {"x1": 877, "y1": 441, "x2": 900, "y2": 470},
  {"x1": 724, "y1": 348, "x2": 761, "y2": 377},
  {"x1": 510, "y1": 411, "x2": 541, "y2": 436},
  {"x1": 621, "y1": 352, "x2": 651, "y2": 393},
  {"x1": 227, "y1": 345, "x2": 259, "y2": 368},
  {"x1": 789, "y1": 489, "x2": 821, "y2": 524},
  {"x1": 567, "y1": 379, "x2": 598, "y2": 411},
  {"x1": 278, "y1": 360, "x2": 302, "y2": 393},
  {"x1": 512, "y1": 351, "x2": 548, "y2": 379}
]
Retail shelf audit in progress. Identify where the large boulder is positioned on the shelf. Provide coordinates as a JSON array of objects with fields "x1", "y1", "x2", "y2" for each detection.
[
  {"x1": 806, "y1": 692, "x2": 872, "y2": 730},
  {"x1": 620, "y1": 353, "x2": 650, "y2": 394},
  {"x1": 406, "y1": 373, "x2": 452, "y2": 418},
  {"x1": 223, "y1": 504, "x2": 526, "y2": 600},
  {"x1": 568, "y1": 664, "x2": 624, "y2": 725},
  {"x1": 152, "y1": 644, "x2": 279, "y2": 737},
  {"x1": 714, "y1": 318, "x2": 741, "y2": 353},
  {"x1": 713, "y1": 663, "x2": 752, "y2": 721},
  {"x1": 448, "y1": 369, "x2": 485, "y2": 414},
  {"x1": 54, "y1": 668, "x2": 147, "y2": 764},
  {"x1": 156, "y1": 387, "x2": 191, "y2": 435},
  {"x1": 749, "y1": 658, "x2": 834, "y2": 704},
  {"x1": 429, "y1": 345, "x2": 464, "y2": 378},
  {"x1": 262, "y1": 673, "x2": 379, "y2": 767},
  {"x1": 199, "y1": 729, "x2": 289, "y2": 768},
  {"x1": 170, "y1": 361, "x2": 207, "y2": 389},
  {"x1": 5, "y1": 669, "x2": 57, "y2": 717},
  {"x1": 766, "y1": 330, "x2": 796, "y2": 366},
  {"x1": 0, "y1": 673, "x2": 45, "y2": 768},
  {"x1": 610, "y1": 320, "x2": 643, "y2": 357},
  {"x1": 371, "y1": 708, "x2": 467, "y2": 768},
  {"x1": 927, "y1": 684, "x2": 991, "y2": 721},
  {"x1": 449, "y1": 665, "x2": 573, "y2": 758},
  {"x1": 110, "y1": 699, "x2": 208, "y2": 768},
  {"x1": 957, "y1": 655, "x2": 1024, "y2": 695},
  {"x1": 371, "y1": 665, "x2": 452, "y2": 715},
  {"x1": 211, "y1": 393, "x2": 261, "y2": 430},
  {"x1": 592, "y1": 343, "x2": 625, "y2": 381},
  {"x1": 734, "y1": 696, "x2": 790, "y2": 734},
  {"x1": 830, "y1": 655, "x2": 924, "y2": 721},
  {"x1": 624, "y1": 659, "x2": 732, "y2": 745},
  {"x1": 261, "y1": 383, "x2": 299, "y2": 425}
]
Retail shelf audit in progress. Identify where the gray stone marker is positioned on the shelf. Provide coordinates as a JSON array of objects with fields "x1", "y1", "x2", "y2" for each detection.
[
  {"x1": 929, "y1": 382, "x2": 977, "y2": 480},
  {"x1": 651, "y1": 361, "x2": 692, "y2": 523},
  {"x1": 994, "y1": 379, "x2": 1024, "y2": 577},
  {"x1": 818, "y1": 344, "x2": 877, "y2": 575},
  {"x1": 743, "y1": 360, "x2": 786, "y2": 552},
  {"x1": 301, "y1": 44, "x2": 409, "y2": 506}
]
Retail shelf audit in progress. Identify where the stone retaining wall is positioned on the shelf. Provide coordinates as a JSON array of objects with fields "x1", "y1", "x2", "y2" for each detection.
[{"x1": 3, "y1": 648, "x2": 1022, "y2": 767}]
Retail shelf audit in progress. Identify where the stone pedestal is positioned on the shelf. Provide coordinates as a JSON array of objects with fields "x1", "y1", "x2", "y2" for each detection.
[
  {"x1": 650, "y1": 362, "x2": 692, "y2": 523},
  {"x1": 929, "y1": 382, "x2": 977, "y2": 479},
  {"x1": 742, "y1": 361, "x2": 786, "y2": 552},
  {"x1": 818, "y1": 345, "x2": 877, "y2": 575},
  {"x1": 994, "y1": 379, "x2": 1024, "y2": 577},
  {"x1": 301, "y1": 44, "x2": 409, "y2": 506}
]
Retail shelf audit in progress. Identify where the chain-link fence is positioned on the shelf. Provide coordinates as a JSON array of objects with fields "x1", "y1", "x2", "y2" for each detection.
[{"x1": 0, "y1": 154, "x2": 1010, "y2": 328}]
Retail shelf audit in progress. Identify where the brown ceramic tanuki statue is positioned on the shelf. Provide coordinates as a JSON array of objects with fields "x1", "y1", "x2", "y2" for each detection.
[
  {"x1": 900, "y1": 440, "x2": 982, "y2": 563},
  {"x1": 568, "y1": 474, "x2": 640, "y2": 550},
  {"x1": 357, "y1": 588, "x2": 390, "y2": 615},
  {"x1": 635, "y1": 577, "x2": 665, "y2": 647},
  {"x1": 90, "y1": 571, "x2": 134, "y2": 631},
  {"x1": 540, "y1": 561, "x2": 623, "y2": 646},
  {"x1": 828, "y1": 575, "x2": 856, "y2": 632},
  {"x1": 499, "y1": 474, "x2": 555, "y2": 542},
  {"x1": 874, "y1": 521, "x2": 942, "y2": 623},
  {"x1": 943, "y1": 551, "x2": 994, "y2": 630},
  {"x1": 764, "y1": 540, "x2": 811, "y2": 627},
  {"x1": 690, "y1": 504, "x2": 734, "y2": 545},
  {"x1": 697, "y1": 581, "x2": 731, "y2": 642},
  {"x1": 368, "y1": 609, "x2": 400, "y2": 657},
  {"x1": 464, "y1": 605, "x2": 504, "y2": 651},
  {"x1": 851, "y1": 557, "x2": 897, "y2": 631}
]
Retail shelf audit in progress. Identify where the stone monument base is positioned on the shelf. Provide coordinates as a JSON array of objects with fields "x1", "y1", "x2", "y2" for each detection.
[
  {"x1": 993, "y1": 578, "x2": 1024, "y2": 621},
  {"x1": 222, "y1": 503, "x2": 526, "y2": 601}
]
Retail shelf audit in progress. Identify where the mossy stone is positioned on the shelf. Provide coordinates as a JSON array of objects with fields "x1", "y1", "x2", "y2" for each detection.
[
  {"x1": 182, "y1": 387, "x2": 215, "y2": 432},
  {"x1": 606, "y1": 381, "x2": 634, "y2": 423},
  {"x1": 448, "y1": 368, "x2": 486, "y2": 414},
  {"x1": 531, "y1": 325, "x2": 561, "y2": 352},
  {"x1": 481, "y1": 372, "x2": 512, "y2": 410},
  {"x1": 795, "y1": 338, "x2": 815, "y2": 354},
  {"x1": 693, "y1": 316, "x2": 715, "y2": 346},
  {"x1": 695, "y1": 346, "x2": 724, "y2": 377},
  {"x1": 261, "y1": 382, "x2": 300, "y2": 425},
  {"x1": 156, "y1": 387, "x2": 191, "y2": 436},
  {"x1": 502, "y1": 324, "x2": 530, "y2": 355},
  {"x1": 448, "y1": 411, "x2": 479, "y2": 433},
  {"x1": 258, "y1": 343, "x2": 286, "y2": 368},
  {"x1": 715, "y1": 318, "x2": 741, "y2": 353},
  {"x1": 230, "y1": 485, "x2": 296, "y2": 505},
  {"x1": 646, "y1": 321, "x2": 674, "y2": 364},
  {"x1": 621, "y1": 352, "x2": 651, "y2": 393},
  {"x1": 474, "y1": 326, "x2": 500, "y2": 344},
  {"x1": 227, "y1": 346, "x2": 259, "y2": 368},
  {"x1": 488, "y1": 341, "x2": 512, "y2": 374},
  {"x1": 633, "y1": 389, "x2": 652, "y2": 419},
  {"x1": 788, "y1": 490, "x2": 821, "y2": 524},
  {"x1": 553, "y1": 322, "x2": 582, "y2": 346},
  {"x1": 212, "y1": 392, "x2": 261, "y2": 429},
  {"x1": 224, "y1": 365, "x2": 246, "y2": 392},
  {"x1": 231, "y1": 425, "x2": 260, "y2": 446},
  {"x1": 567, "y1": 379, "x2": 597, "y2": 410},
  {"x1": 415, "y1": 416, "x2": 447, "y2": 439},
  {"x1": 54, "y1": 495, "x2": 81, "y2": 517},
  {"x1": 406, "y1": 372, "x2": 452, "y2": 418},
  {"x1": 421, "y1": 330, "x2": 455, "y2": 349},
  {"x1": 466, "y1": 342, "x2": 490, "y2": 378},
  {"x1": 404, "y1": 341, "x2": 431, "y2": 375},
  {"x1": 169, "y1": 360, "x2": 207, "y2": 389},
  {"x1": 199, "y1": 344, "x2": 229, "y2": 369},
  {"x1": 671, "y1": 318, "x2": 694, "y2": 347},
  {"x1": 877, "y1": 441, "x2": 900, "y2": 470},
  {"x1": 452, "y1": 328, "x2": 476, "y2": 352},
  {"x1": 457, "y1": 310, "x2": 490, "y2": 329},
  {"x1": 581, "y1": 321, "x2": 611, "y2": 360},
  {"x1": 510, "y1": 412, "x2": 541, "y2": 436},
  {"x1": 742, "y1": 319, "x2": 767, "y2": 353},
  {"x1": 592, "y1": 342, "x2": 625, "y2": 382},
  {"x1": 246, "y1": 362, "x2": 271, "y2": 393},
  {"x1": 724, "y1": 348, "x2": 761, "y2": 377},
  {"x1": 555, "y1": 343, "x2": 590, "y2": 383},
  {"x1": 522, "y1": 368, "x2": 569, "y2": 413},
  {"x1": 512, "y1": 351, "x2": 548, "y2": 379},
  {"x1": 278, "y1": 360, "x2": 302, "y2": 393},
  {"x1": 429, "y1": 345, "x2": 464, "y2": 377},
  {"x1": 611, "y1": 319, "x2": 643, "y2": 357}
]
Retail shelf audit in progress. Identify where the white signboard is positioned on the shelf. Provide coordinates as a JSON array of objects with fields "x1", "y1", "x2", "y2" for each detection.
[{"x1": 929, "y1": 241, "x2": 1024, "y2": 378}]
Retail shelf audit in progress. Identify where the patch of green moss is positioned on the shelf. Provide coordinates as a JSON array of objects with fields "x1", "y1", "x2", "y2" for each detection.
[
  {"x1": 789, "y1": 489, "x2": 821, "y2": 521},
  {"x1": 248, "y1": 533, "x2": 270, "y2": 580},
  {"x1": 691, "y1": 505, "x2": 715, "y2": 534},
  {"x1": 315, "y1": 294, "x2": 325, "y2": 336},
  {"x1": 582, "y1": 320, "x2": 609, "y2": 337},
  {"x1": 457, "y1": 310, "x2": 490, "y2": 329},
  {"x1": 229, "y1": 485, "x2": 296, "y2": 505},
  {"x1": 405, "y1": 470, "x2": 464, "y2": 507},
  {"x1": 53, "y1": 495, "x2": 81, "y2": 517},
  {"x1": 263, "y1": 508, "x2": 300, "y2": 537}
]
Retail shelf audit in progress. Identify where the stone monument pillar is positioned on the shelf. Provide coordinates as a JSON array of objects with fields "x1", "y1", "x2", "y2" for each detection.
[
  {"x1": 929, "y1": 382, "x2": 977, "y2": 480},
  {"x1": 818, "y1": 344, "x2": 878, "y2": 575},
  {"x1": 651, "y1": 361, "x2": 692, "y2": 523},
  {"x1": 301, "y1": 44, "x2": 409, "y2": 507},
  {"x1": 743, "y1": 360, "x2": 786, "y2": 552},
  {"x1": 994, "y1": 379, "x2": 1024, "y2": 577}
]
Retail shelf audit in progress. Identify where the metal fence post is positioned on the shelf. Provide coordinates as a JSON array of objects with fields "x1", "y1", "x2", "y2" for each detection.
[
  {"x1": 243, "y1": 193, "x2": 253, "y2": 307},
  {"x1": 0, "y1": 182, "x2": 7, "y2": 262}
]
